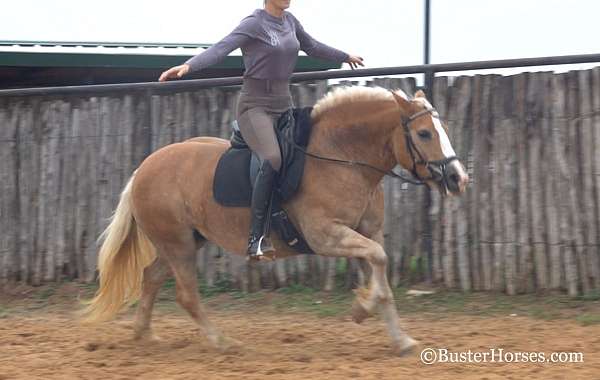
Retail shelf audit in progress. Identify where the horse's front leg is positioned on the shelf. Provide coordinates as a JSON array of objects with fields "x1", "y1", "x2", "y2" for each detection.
[
  {"x1": 307, "y1": 222, "x2": 418, "y2": 355},
  {"x1": 362, "y1": 229, "x2": 419, "y2": 355}
]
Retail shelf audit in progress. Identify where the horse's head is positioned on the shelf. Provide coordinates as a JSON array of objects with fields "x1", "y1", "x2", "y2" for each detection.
[{"x1": 389, "y1": 89, "x2": 468, "y2": 196}]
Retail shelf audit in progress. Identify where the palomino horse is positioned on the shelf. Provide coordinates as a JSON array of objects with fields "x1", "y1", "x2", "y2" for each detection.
[{"x1": 83, "y1": 86, "x2": 468, "y2": 355}]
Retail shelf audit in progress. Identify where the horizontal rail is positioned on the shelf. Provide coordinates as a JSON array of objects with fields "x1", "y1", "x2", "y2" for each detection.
[{"x1": 1, "y1": 52, "x2": 600, "y2": 98}]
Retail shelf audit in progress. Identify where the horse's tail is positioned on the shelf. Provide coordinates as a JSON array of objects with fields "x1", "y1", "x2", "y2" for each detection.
[{"x1": 81, "y1": 173, "x2": 156, "y2": 323}]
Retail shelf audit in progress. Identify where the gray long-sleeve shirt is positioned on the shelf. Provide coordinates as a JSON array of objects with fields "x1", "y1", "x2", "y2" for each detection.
[{"x1": 185, "y1": 9, "x2": 349, "y2": 80}]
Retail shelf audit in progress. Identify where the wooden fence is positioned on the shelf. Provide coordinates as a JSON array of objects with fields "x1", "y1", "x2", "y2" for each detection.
[{"x1": 1, "y1": 68, "x2": 600, "y2": 295}]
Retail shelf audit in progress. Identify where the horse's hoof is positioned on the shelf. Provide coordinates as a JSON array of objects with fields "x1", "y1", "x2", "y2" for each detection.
[
  {"x1": 351, "y1": 300, "x2": 372, "y2": 324},
  {"x1": 133, "y1": 330, "x2": 161, "y2": 342},
  {"x1": 215, "y1": 335, "x2": 243, "y2": 354},
  {"x1": 391, "y1": 337, "x2": 419, "y2": 356}
]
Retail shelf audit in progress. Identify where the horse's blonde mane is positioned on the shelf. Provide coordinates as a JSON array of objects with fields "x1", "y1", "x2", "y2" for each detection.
[{"x1": 311, "y1": 86, "x2": 408, "y2": 121}]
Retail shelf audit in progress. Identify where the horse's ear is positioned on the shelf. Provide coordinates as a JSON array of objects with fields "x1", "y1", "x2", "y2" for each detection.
[
  {"x1": 414, "y1": 89, "x2": 426, "y2": 98},
  {"x1": 391, "y1": 90, "x2": 411, "y2": 113}
]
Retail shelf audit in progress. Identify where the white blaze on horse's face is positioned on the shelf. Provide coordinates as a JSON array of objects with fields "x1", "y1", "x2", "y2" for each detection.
[
  {"x1": 412, "y1": 96, "x2": 455, "y2": 159},
  {"x1": 430, "y1": 112, "x2": 456, "y2": 158}
]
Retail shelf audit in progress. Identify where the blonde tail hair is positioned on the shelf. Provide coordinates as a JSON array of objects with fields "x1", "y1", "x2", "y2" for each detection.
[{"x1": 81, "y1": 174, "x2": 157, "y2": 323}]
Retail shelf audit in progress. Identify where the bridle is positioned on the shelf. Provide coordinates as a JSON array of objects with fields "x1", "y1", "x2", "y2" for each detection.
[
  {"x1": 401, "y1": 107, "x2": 459, "y2": 190},
  {"x1": 283, "y1": 95, "x2": 459, "y2": 188}
]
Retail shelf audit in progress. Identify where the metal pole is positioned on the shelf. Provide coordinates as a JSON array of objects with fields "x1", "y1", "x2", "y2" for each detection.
[
  {"x1": 423, "y1": 0, "x2": 434, "y2": 284},
  {"x1": 423, "y1": 0, "x2": 434, "y2": 99},
  {"x1": 3, "y1": 53, "x2": 600, "y2": 97},
  {"x1": 424, "y1": 0, "x2": 431, "y2": 66}
]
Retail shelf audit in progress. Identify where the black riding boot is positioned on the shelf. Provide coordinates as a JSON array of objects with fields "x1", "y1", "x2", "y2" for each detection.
[{"x1": 247, "y1": 160, "x2": 277, "y2": 259}]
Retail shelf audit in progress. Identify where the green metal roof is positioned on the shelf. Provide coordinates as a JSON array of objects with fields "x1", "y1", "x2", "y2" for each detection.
[
  {"x1": 0, "y1": 40, "x2": 341, "y2": 71},
  {"x1": 0, "y1": 40, "x2": 213, "y2": 48}
]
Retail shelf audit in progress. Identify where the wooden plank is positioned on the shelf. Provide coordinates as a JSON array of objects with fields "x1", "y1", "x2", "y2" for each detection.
[
  {"x1": 20, "y1": 98, "x2": 42, "y2": 284},
  {"x1": 578, "y1": 69, "x2": 599, "y2": 290},
  {"x1": 62, "y1": 100, "x2": 79, "y2": 279},
  {"x1": 74, "y1": 98, "x2": 91, "y2": 281},
  {"x1": 382, "y1": 177, "x2": 397, "y2": 286},
  {"x1": 150, "y1": 94, "x2": 161, "y2": 151},
  {"x1": 204, "y1": 244, "x2": 216, "y2": 287},
  {"x1": 504, "y1": 76, "x2": 520, "y2": 295},
  {"x1": 85, "y1": 96, "x2": 103, "y2": 280},
  {"x1": 195, "y1": 91, "x2": 210, "y2": 138},
  {"x1": 42, "y1": 100, "x2": 64, "y2": 282},
  {"x1": 96, "y1": 96, "x2": 123, "y2": 279},
  {"x1": 0, "y1": 98, "x2": 20, "y2": 282},
  {"x1": 121, "y1": 95, "x2": 134, "y2": 177},
  {"x1": 31, "y1": 99, "x2": 53, "y2": 285},
  {"x1": 54, "y1": 99, "x2": 72, "y2": 281},
  {"x1": 450, "y1": 76, "x2": 472, "y2": 291},
  {"x1": 134, "y1": 92, "x2": 152, "y2": 163},
  {"x1": 515, "y1": 73, "x2": 536, "y2": 292},
  {"x1": 467, "y1": 75, "x2": 484, "y2": 291},
  {"x1": 430, "y1": 76, "x2": 449, "y2": 285},
  {"x1": 551, "y1": 74, "x2": 578, "y2": 296},
  {"x1": 407, "y1": 78, "x2": 424, "y2": 285},
  {"x1": 591, "y1": 67, "x2": 600, "y2": 291},
  {"x1": 477, "y1": 75, "x2": 495, "y2": 291},
  {"x1": 566, "y1": 71, "x2": 588, "y2": 295},
  {"x1": 514, "y1": 73, "x2": 532, "y2": 293},
  {"x1": 0, "y1": 99, "x2": 8, "y2": 282},
  {"x1": 442, "y1": 78, "x2": 459, "y2": 289},
  {"x1": 541, "y1": 74, "x2": 562, "y2": 290},
  {"x1": 15, "y1": 99, "x2": 28, "y2": 282},
  {"x1": 273, "y1": 258, "x2": 288, "y2": 289},
  {"x1": 490, "y1": 75, "x2": 505, "y2": 292}
]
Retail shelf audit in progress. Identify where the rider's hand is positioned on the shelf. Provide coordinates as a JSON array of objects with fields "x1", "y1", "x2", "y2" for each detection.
[
  {"x1": 346, "y1": 55, "x2": 364, "y2": 70},
  {"x1": 158, "y1": 64, "x2": 190, "y2": 82}
]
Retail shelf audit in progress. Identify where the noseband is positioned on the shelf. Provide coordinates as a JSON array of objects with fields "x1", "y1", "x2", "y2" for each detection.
[{"x1": 401, "y1": 107, "x2": 459, "y2": 189}]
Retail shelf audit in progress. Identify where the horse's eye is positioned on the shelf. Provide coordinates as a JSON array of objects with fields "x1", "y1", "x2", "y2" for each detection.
[{"x1": 417, "y1": 130, "x2": 432, "y2": 140}]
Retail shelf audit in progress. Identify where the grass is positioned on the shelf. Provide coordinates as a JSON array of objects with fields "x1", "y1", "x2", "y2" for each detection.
[
  {"x1": 577, "y1": 290, "x2": 600, "y2": 302},
  {"x1": 390, "y1": 287, "x2": 600, "y2": 325},
  {"x1": 272, "y1": 284, "x2": 352, "y2": 318},
  {"x1": 0, "y1": 305, "x2": 9, "y2": 319},
  {"x1": 576, "y1": 314, "x2": 600, "y2": 326},
  {"x1": 3, "y1": 280, "x2": 600, "y2": 326},
  {"x1": 35, "y1": 285, "x2": 56, "y2": 301}
]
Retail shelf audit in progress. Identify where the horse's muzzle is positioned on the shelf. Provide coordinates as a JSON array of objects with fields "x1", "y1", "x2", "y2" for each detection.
[{"x1": 445, "y1": 160, "x2": 469, "y2": 195}]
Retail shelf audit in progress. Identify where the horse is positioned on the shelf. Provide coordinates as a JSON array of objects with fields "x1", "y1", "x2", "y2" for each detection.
[{"x1": 82, "y1": 86, "x2": 469, "y2": 356}]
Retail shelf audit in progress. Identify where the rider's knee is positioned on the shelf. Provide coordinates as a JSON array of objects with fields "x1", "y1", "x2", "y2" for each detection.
[{"x1": 265, "y1": 154, "x2": 281, "y2": 172}]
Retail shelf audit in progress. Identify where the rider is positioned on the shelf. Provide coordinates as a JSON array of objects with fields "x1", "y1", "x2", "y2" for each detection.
[{"x1": 159, "y1": 0, "x2": 364, "y2": 260}]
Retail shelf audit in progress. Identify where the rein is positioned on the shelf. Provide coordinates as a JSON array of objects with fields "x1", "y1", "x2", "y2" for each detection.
[
  {"x1": 283, "y1": 96, "x2": 458, "y2": 187},
  {"x1": 285, "y1": 139, "x2": 425, "y2": 185}
]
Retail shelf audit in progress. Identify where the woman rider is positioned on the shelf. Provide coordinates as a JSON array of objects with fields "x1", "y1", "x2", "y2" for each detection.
[{"x1": 159, "y1": 0, "x2": 364, "y2": 260}]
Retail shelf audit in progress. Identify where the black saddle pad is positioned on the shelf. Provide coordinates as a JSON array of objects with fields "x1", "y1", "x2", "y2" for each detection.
[
  {"x1": 213, "y1": 148, "x2": 253, "y2": 207},
  {"x1": 213, "y1": 107, "x2": 313, "y2": 207}
]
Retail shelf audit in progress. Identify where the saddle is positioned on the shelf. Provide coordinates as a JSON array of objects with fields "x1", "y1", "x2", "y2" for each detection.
[{"x1": 213, "y1": 107, "x2": 315, "y2": 255}]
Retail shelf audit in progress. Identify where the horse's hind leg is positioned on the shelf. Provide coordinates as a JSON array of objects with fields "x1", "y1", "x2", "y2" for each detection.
[
  {"x1": 159, "y1": 237, "x2": 236, "y2": 351},
  {"x1": 133, "y1": 257, "x2": 171, "y2": 340}
]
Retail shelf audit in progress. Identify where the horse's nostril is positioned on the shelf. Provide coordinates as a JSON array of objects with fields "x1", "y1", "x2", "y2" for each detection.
[{"x1": 449, "y1": 173, "x2": 460, "y2": 184}]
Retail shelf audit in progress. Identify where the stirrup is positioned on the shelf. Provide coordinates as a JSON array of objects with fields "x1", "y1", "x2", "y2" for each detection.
[{"x1": 247, "y1": 236, "x2": 275, "y2": 261}]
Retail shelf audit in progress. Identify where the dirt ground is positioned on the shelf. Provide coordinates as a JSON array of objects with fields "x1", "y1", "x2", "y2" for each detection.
[{"x1": 1, "y1": 283, "x2": 600, "y2": 380}]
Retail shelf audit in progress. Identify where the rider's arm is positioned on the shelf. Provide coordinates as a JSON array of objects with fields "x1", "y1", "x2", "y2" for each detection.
[
  {"x1": 184, "y1": 16, "x2": 257, "y2": 74},
  {"x1": 289, "y1": 13, "x2": 349, "y2": 64}
]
